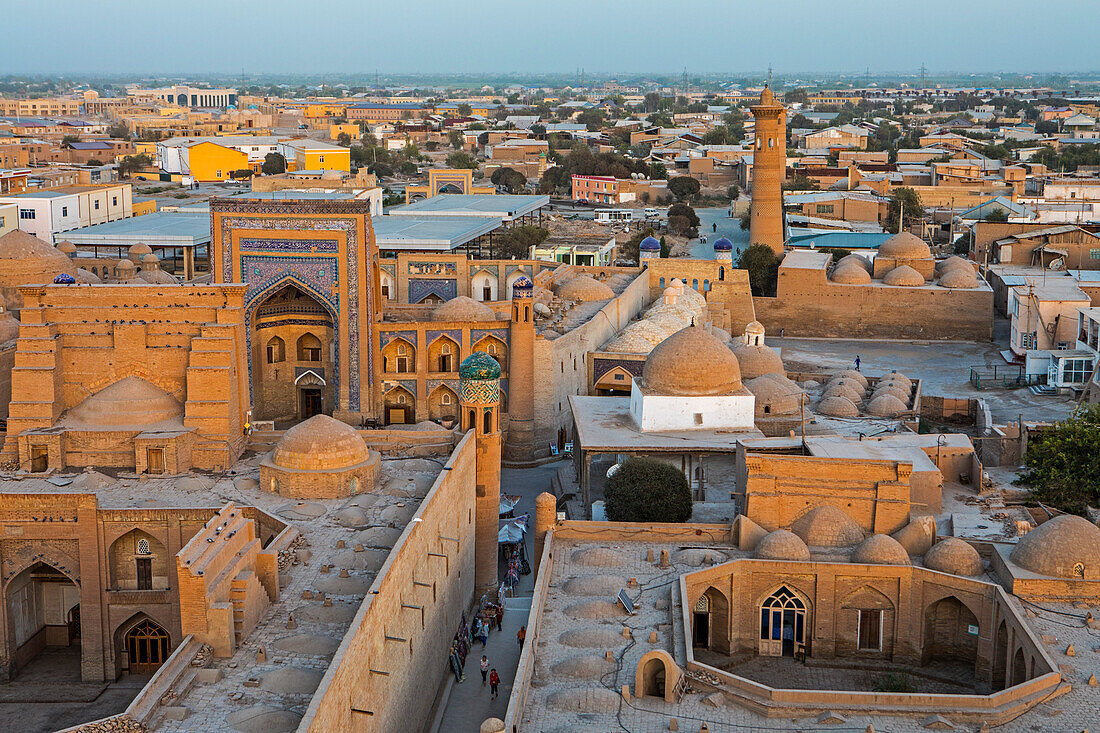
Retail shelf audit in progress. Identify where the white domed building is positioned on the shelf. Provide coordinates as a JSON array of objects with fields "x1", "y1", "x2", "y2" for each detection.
[{"x1": 629, "y1": 323, "x2": 755, "y2": 431}]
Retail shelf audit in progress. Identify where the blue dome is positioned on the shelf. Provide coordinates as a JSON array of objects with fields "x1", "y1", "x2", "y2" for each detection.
[
  {"x1": 713, "y1": 237, "x2": 733, "y2": 252},
  {"x1": 53, "y1": 273, "x2": 76, "y2": 284},
  {"x1": 512, "y1": 275, "x2": 533, "y2": 295},
  {"x1": 639, "y1": 236, "x2": 661, "y2": 252},
  {"x1": 459, "y1": 351, "x2": 502, "y2": 380}
]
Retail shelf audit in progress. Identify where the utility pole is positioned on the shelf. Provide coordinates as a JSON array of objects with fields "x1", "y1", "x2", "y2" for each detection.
[{"x1": 920, "y1": 63, "x2": 927, "y2": 93}]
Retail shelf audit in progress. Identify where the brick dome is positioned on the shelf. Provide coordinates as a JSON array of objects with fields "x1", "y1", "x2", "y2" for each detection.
[
  {"x1": 924, "y1": 538, "x2": 982, "y2": 576},
  {"x1": 754, "y1": 530, "x2": 810, "y2": 561},
  {"x1": 1009, "y1": 515, "x2": 1100, "y2": 579},
  {"x1": 851, "y1": 534, "x2": 911, "y2": 565},
  {"x1": 432, "y1": 296, "x2": 495, "y2": 322},
  {"x1": 69, "y1": 376, "x2": 183, "y2": 427},
  {"x1": 837, "y1": 253, "x2": 871, "y2": 273},
  {"x1": 76, "y1": 268, "x2": 102, "y2": 284},
  {"x1": 879, "y1": 232, "x2": 931, "y2": 259},
  {"x1": 645, "y1": 312, "x2": 690, "y2": 336},
  {"x1": 938, "y1": 267, "x2": 978, "y2": 289},
  {"x1": 558, "y1": 274, "x2": 614, "y2": 302},
  {"x1": 127, "y1": 242, "x2": 153, "y2": 262},
  {"x1": 816, "y1": 395, "x2": 859, "y2": 417},
  {"x1": 273, "y1": 415, "x2": 371, "y2": 471},
  {"x1": 641, "y1": 323, "x2": 742, "y2": 396},
  {"x1": 882, "y1": 265, "x2": 925, "y2": 287},
  {"x1": 747, "y1": 373, "x2": 805, "y2": 417},
  {"x1": 837, "y1": 369, "x2": 869, "y2": 388},
  {"x1": 791, "y1": 505, "x2": 864, "y2": 547},
  {"x1": 732, "y1": 341, "x2": 783, "y2": 379},
  {"x1": 867, "y1": 393, "x2": 908, "y2": 417},
  {"x1": 604, "y1": 321, "x2": 667, "y2": 354},
  {"x1": 0, "y1": 230, "x2": 77, "y2": 312},
  {"x1": 55, "y1": 240, "x2": 76, "y2": 255},
  {"x1": 831, "y1": 263, "x2": 872, "y2": 284},
  {"x1": 822, "y1": 377, "x2": 865, "y2": 403},
  {"x1": 935, "y1": 255, "x2": 972, "y2": 275},
  {"x1": 872, "y1": 383, "x2": 910, "y2": 403}
]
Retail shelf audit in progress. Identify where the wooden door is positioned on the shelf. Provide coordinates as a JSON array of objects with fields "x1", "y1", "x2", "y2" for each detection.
[
  {"x1": 146, "y1": 448, "x2": 164, "y2": 475},
  {"x1": 136, "y1": 558, "x2": 152, "y2": 590}
]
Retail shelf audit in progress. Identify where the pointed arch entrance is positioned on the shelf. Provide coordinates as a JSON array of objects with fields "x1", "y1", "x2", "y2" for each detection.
[
  {"x1": 758, "y1": 585, "x2": 809, "y2": 657},
  {"x1": 4, "y1": 562, "x2": 81, "y2": 678},
  {"x1": 116, "y1": 615, "x2": 171, "y2": 675}
]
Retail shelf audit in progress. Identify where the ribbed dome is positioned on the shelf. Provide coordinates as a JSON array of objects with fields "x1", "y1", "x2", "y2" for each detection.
[
  {"x1": 273, "y1": 415, "x2": 371, "y2": 471},
  {"x1": 712, "y1": 237, "x2": 733, "y2": 252},
  {"x1": 754, "y1": 530, "x2": 810, "y2": 561},
  {"x1": 880, "y1": 371, "x2": 912, "y2": 389},
  {"x1": 558, "y1": 274, "x2": 614, "y2": 302},
  {"x1": 432, "y1": 296, "x2": 495, "y2": 322},
  {"x1": 139, "y1": 268, "x2": 179, "y2": 284},
  {"x1": 68, "y1": 377, "x2": 183, "y2": 427},
  {"x1": 641, "y1": 323, "x2": 742, "y2": 396},
  {"x1": 924, "y1": 538, "x2": 982, "y2": 576},
  {"x1": 837, "y1": 370, "x2": 869, "y2": 388},
  {"x1": 76, "y1": 268, "x2": 103, "y2": 284},
  {"x1": 746, "y1": 373, "x2": 804, "y2": 417},
  {"x1": 872, "y1": 384, "x2": 911, "y2": 403},
  {"x1": 55, "y1": 240, "x2": 77, "y2": 255},
  {"x1": 879, "y1": 232, "x2": 931, "y2": 259},
  {"x1": 1009, "y1": 515, "x2": 1100, "y2": 579},
  {"x1": 645, "y1": 312, "x2": 690, "y2": 336},
  {"x1": 882, "y1": 265, "x2": 925, "y2": 287},
  {"x1": 646, "y1": 301, "x2": 697, "y2": 324},
  {"x1": 816, "y1": 395, "x2": 859, "y2": 417},
  {"x1": 823, "y1": 377, "x2": 865, "y2": 402},
  {"x1": 851, "y1": 534, "x2": 911, "y2": 565},
  {"x1": 732, "y1": 343, "x2": 783, "y2": 380},
  {"x1": 639, "y1": 236, "x2": 661, "y2": 251},
  {"x1": 459, "y1": 351, "x2": 501, "y2": 380},
  {"x1": 791, "y1": 505, "x2": 864, "y2": 546},
  {"x1": 837, "y1": 253, "x2": 871, "y2": 273},
  {"x1": 938, "y1": 267, "x2": 978, "y2": 289},
  {"x1": 831, "y1": 263, "x2": 872, "y2": 284},
  {"x1": 867, "y1": 393, "x2": 908, "y2": 417}
]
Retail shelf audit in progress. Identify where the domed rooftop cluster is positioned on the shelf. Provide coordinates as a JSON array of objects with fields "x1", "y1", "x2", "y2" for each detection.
[
  {"x1": 1009, "y1": 515, "x2": 1100, "y2": 579},
  {"x1": 866, "y1": 372, "x2": 911, "y2": 417},
  {"x1": 731, "y1": 321, "x2": 784, "y2": 380},
  {"x1": 0, "y1": 229, "x2": 77, "y2": 312},
  {"x1": 272, "y1": 414, "x2": 372, "y2": 471},
  {"x1": 557, "y1": 274, "x2": 614, "y2": 302},
  {"x1": 431, "y1": 295, "x2": 496, "y2": 322},
  {"x1": 936, "y1": 256, "x2": 979, "y2": 289},
  {"x1": 830, "y1": 253, "x2": 873, "y2": 284},
  {"x1": 790, "y1": 506, "x2": 864, "y2": 547},
  {"x1": 641, "y1": 323, "x2": 742, "y2": 396},
  {"x1": 816, "y1": 372, "x2": 868, "y2": 417}
]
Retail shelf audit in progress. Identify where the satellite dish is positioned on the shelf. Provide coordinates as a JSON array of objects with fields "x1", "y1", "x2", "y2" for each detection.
[
  {"x1": 1049, "y1": 257, "x2": 1065, "y2": 271},
  {"x1": 606, "y1": 463, "x2": 623, "y2": 479}
]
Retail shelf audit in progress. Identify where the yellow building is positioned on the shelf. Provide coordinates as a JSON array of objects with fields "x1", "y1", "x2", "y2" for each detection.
[
  {"x1": 305, "y1": 103, "x2": 347, "y2": 119},
  {"x1": 185, "y1": 141, "x2": 249, "y2": 182},
  {"x1": 282, "y1": 140, "x2": 350, "y2": 173},
  {"x1": 328, "y1": 123, "x2": 359, "y2": 140}
]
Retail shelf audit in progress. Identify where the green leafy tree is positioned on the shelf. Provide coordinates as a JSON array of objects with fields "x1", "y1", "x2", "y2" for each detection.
[
  {"x1": 884, "y1": 187, "x2": 924, "y2": 233},
  {"x1": 605, "y1": 457, "x2": 692, "y2": 523},
  {"x1": 106, "y1": 121, "x2": 130, "y2": 139},
  {"x1": 984, "y1": 208, "x2": 1009, "y2": 223},
  {"x1": 117, "y1": 153, "x2": 153, "y2": 177},
  {"x1": 336, "y1": 132, "x2": 352, "y2": 147},
  {"x1": 1016, "y1": 405, "x2": 1100, "y2": 514},
  {"x1": 261, "y1": 152, "x2": 287, "y2": 175},
  {"x1": 737, "y1": 243, "x2": 782, "y2": 296},
  {"x1": 1034, "y1": 120, "x2": 1059, "y2": 135},
  {"x1": 446, "y1": 151, "x2": 478, "y2": 169},
  {"x1": 784, "y1": 173, "x2": 819, "y2": 191},
  {"x1": 61, "y1": 135, "x2": 80, "y2": 146},
  {"x1": 490, "y1": 166, "x2": 527, "y2": 193},
  {"x1": 448, "y1": 130, "x2": 464, "y2": 150},
  {"x1": 783, "y1": 88, "x2": 808, "y2": 104},
  {"x1": 85, "y1": 158, "x2": 104, "y2": 167},
  {"x1": 667, "y1": 202, "x2": 699, "y2": 229},
  {"x1": 668, "y1": 176, "x2": 701, "y2": 201},
  {"x1": 621, "y1": 227, "x2": 656, "y2": 262},
  {"x1": 230, "y1": 169, "x2": 254, "y2": 180},
  {"x1": 496, "y1": 225, "x2": 549, "y2": 259},
  {"x1": 457, "y1": 103, "x2": 473, "y2": 117}
]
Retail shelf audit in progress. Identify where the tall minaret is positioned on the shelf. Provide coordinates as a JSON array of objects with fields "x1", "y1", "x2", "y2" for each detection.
[
  {"x1": 459, "y1": 351, "x2": 502, "y2": 600},
  {"x1": 505, "y1": 275, "x2": 535, "y2": 461},
  {"x1": 749, "y1": 85, "x2": 786, "y2": 255}
]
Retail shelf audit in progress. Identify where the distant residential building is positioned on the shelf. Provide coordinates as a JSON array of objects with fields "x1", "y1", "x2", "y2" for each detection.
[
  {"x1": 128, "y1": 86, "x2": 237, "y2": 108},
  {"x1": 572, "y1": 175, "x2": 627, "y2": 204},
  {"x1": 0, "y1": 182, "x2": 133, "y2": 243},
  {"x1": 346, "y1": 103, "x2": 428, "y2": 122},
  {"x1": 802, "y1": 124, "x2": 869, "y2": 150},
  {"x1": 1008, "y1": 278, "x2": 1089, "y2": 356},
  {"x1": 0, "y1": 97, "x2": 82, "y2": 116}
]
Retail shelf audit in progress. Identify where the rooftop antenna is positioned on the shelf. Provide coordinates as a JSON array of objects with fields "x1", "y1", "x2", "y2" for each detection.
[
  {"x1": 920, "y1": 63, "x2": 927, "y2": 93},
  {"x1": 767, "y1": 65, "x2": 773, "y2": 88}
]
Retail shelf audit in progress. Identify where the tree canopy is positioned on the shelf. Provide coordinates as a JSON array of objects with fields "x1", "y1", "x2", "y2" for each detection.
[
  {"x1": 884, "y1": 187, "x2": 925, "y2": 233},
  {"x1": 261, "y1": 152, "x2": 287, "y2": 175},
  {"x1": 668, "y1": 175, "x2": 701, "y2": 200},
  {"x1": 490, "y1": 166, "x2": 527, "y2": 193},
  {"x1": 604, "y1": 457, "x2": 692, "y2": 523},
  {"x1": 737, "y1": 243, "x2": 782, "y2": 297},
  {"x1": 495, "y1": 225, "x2": 549, "y2": 259},
  {"x1": 446, "y1": 151, "x2": 478, "y2": 169},
  {"x1": 1016, "y1": 404, "x2": 1100, "y2": 514}
]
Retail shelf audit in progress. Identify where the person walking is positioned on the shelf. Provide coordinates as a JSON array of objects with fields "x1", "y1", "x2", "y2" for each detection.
[
  {"x1": 517, "y1": 625, "x2": 526, "y2": 649},
  {"x1": 854, "y1": 355, "x2": 861, "y2": 372},
  {"x1": 495, "y1": 605, "x2": 504, "y2": 632},
  {"x1": 712, "y1": 222, "x2": 717, "y2": 233},
  {"x1": 489, "y1": 668, "x2": 500, "y2": 700},
  {"x1": 480, "y1": 655, "x2": 489, "y2": 686}
]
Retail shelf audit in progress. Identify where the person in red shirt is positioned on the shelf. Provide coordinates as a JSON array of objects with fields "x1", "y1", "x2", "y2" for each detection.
[
  {"x1": 517, "y1": 625, "x2": 526, "y2": 648},
  {"x1": 489, "y1": 668, "x2": 500, "y2": 699}
]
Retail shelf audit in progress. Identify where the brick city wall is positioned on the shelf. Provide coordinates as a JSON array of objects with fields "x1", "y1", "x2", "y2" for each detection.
[{"x1": 299, "y1": 430, "x2": 477, "y2": 733}]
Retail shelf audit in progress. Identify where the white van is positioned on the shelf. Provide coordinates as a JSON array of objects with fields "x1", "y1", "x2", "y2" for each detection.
[{"x1": 644, "y1": 207, "x2": 662, "y2": 218}]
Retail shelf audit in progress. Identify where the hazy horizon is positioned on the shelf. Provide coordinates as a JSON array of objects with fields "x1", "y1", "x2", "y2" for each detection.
[{"x1": 3, "y1": 0, "x2": 1099, "y2": 77}]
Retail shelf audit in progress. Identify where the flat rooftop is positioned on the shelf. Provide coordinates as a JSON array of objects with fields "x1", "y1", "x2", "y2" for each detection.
[
  {"x1": 63, "y1": 212, "x2": 210, "y2": 247},
  {"x1": 388, "y1": 193, "x2": 549, "y2": 220},
  {"x1": 569, "y1": 395, "x2": 762, "y2": 453},
  {"x1": 373, "y1": 214, "x2": 502, "y2": 251}
]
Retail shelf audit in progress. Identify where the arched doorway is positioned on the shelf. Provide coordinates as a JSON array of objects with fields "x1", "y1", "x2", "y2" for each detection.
[
  {"x1": 4, "y1": 562, "x2": 81, "y2": 677},
  {"x1": 473, "y1": 336, "x2": 507, "y2": 371},
  {"x1": 993, "y1": 620, "x2": 1008, "y2": 690},
  {"x1": 251, "y1": 283, "x2": 335, "y2": 423},
  {"x1": 108, "y1": 529, "x2": 168, "y2": 591},
  {"x1": 428, "y1": 336, "x2": 459, "y2": 373},
  {"x1": 428, "y1": 385, "x2": 458, "y2": 424},
  {"x1": 384, "y1": 386, "x2": 415, "y2": 425},
  {"x1": 642, "y1": 657, "x2": 665, "y2": 697},
  {"x1": 1010, "y1": 648, "x2": 1027, "y2": 687},
  {"x1": 123, "y1": 618, "x2": 170, "y2": 675},
  {"x1": 692, "y1": 587, "x2": 730, "y2": 653},
  {"x1": 922, "y1": 596, "x2": 979, "y2": 666},
  {"x1": 759, "y1": 586, "x2": 808, "y2": 657},
  {"x1": 471, "y1": 271, "x2": 498, "y2": 301},
  {"x1": 438, "y1": 183, "x2": 463, "y2": 194}
]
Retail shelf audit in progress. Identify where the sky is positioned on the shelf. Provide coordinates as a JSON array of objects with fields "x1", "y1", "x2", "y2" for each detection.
[{"x1": 3, "y1": 0, "x2": 1099, "y2": 77}]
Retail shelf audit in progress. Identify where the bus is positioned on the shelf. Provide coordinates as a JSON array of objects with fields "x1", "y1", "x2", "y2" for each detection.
[{"x1": 594, "y1": 209, "x2": 636, "y2": 223}]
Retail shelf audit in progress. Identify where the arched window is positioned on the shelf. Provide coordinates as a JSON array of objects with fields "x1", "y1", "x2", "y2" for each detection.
[
  {"x1": 703, "y1": 279, "x2": 710, "y2": 292},
  {"x1": 483, "y1": 409, "x2": 493, "y2": 434},
  {"x1": 468, "y1": 409, "x2": 476, "y2": 428},
  {"x1": 692, "y1": 278, "x2": 699, "y2": 290},
  {"x1": 266, "y1": 336, "x2": 285, "y2": 363},
  {"x1": 297, "y1": 333, "x2": 321, "y2": 362},
  {"x1": 126, "y1": 619, "x2": 170, "y2": 674},
  {"x1": 659, "y1": 277, "x2": 665, "y2": 288},
  {"x1": 719, "y1": 266, "x2": 725, "y2": 281}
]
